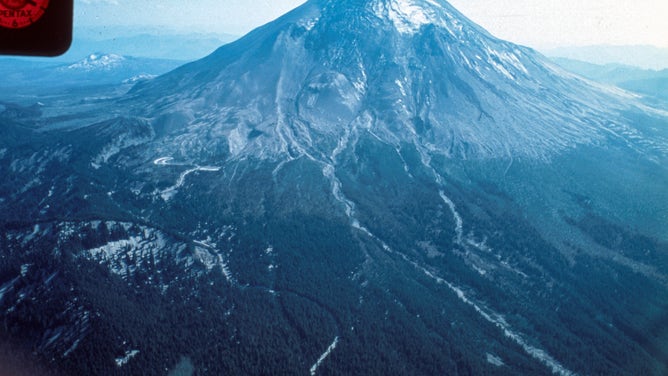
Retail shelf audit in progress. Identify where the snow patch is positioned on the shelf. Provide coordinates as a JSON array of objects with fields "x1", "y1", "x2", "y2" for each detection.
[
  {"x1": 489, "y1": 59, "x2": 514, "y2": 80},
  {"x1": 374, "y1": 0, "x2": 435, "y2": 34},
  {"x1": 115, "y1": 350, "x2": 140, "y2": 367},
  {"x1": 123, "y1": 74, "x2": 157, "y2": 84},
  {"x1": 299, "y1": 17, "x2": 320, "y2": 31},
  {"x1": 192, "y1": 240, "x2": 236, "y2": 284},
  {"x1": 388, "y1": 0, "x2": 432, "y2": 33},
  {"x1": 92, "y1": 131, "x2": 151, "y2": 168},
  {"x1": 352, "y1": 64, "x2": 367, "y2": 94},
  {"x1": 21, "y1": 224, "x2": 41, "y2": 246},
  {"x1": 466, "y1": 234, "x2": 492, "y2": 252},
  {"x1": 0, "y1": 277, "x2": 20, "y2": 303},
  {"x1": 82, "y1": 225, "x2": 180, "y2": 278},
  {"x1": 439, "y1": 191, "x2": 463, "y2": 245},
  {"x1": 218, "y1": 254, "x2": 235, "y2": 284},
  {"x1": 20, "y1": 264, "x2": 31, "y2": 277},
  {"x1": 486, "y1": 353, "x2": 505, "y2": 366},
  {"x1": 228, "y1": 127, "x2": 247, "y2": 156},
  {"x1": 395, "y1": 79, "x2": 407, "y2": 96},
  {"x1": 63, "y1": 339, "x2": 81, "y2": 357}
]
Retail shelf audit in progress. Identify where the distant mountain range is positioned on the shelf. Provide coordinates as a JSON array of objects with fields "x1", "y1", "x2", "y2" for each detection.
[
  {"x1": 13, "y1": 27, "x2": 238, "y2": 63},
  {"x1": 0, "y1": 27, "x2": 240, "y2": 92},
  {"x1": 543, "y1": 45, "x2": 668, "y2": 71},
  {"x1": 551, "y1": 57, "x2": 668, "y2": 103},
  {"x1": 66, "y1": 31, "x2": 238, "y2": 62},
  {"x1": 0, "y1": 53, "x2": 182, "y2": 94}
]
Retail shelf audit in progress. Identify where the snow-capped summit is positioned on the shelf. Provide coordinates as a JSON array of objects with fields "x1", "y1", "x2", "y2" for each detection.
[
  {"x1": 376, "y1": 0, "x2": 450, "y2": 34},
  {"x1": 369, "y1": 0, "x2": 480, "y2": 36},
  {"x1": 65, "y1": 53, "x2": 126, "y2": 72}
]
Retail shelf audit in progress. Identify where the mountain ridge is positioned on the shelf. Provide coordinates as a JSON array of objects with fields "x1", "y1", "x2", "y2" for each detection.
[{"x1": 550, "y1": 57, "x2": 668, "y2": 103}]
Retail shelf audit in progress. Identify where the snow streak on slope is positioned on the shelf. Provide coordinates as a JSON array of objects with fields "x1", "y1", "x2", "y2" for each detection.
[
  {"x1": 348, "y1": 185, "x2": 574, "y2": 376},
  {"x1": 320, "y1": 123, "x2": 394, "y2": 251},
  {"x1": 115, "y1": 350, "x2": 140, "y2": 367},
  {"x1": 439, "y1": 190, "x2": 464, "y2": 245},
  {"x1": 84, "y1": 225, "x2": 184, "y2": 278},
  {"x1": 413, "y1": 259, "x2": 575, "y2": 376},
  {"x1": 353, "y1": 143, "x2": 575, "y2": 374},
  {"x1": 310, "y1": 336, "x2": 339, "y2": 375},
  {"x1": 0, "y1": 277, "x2": 20, "y2": 303},
  {"x1": 322, "y1": 126, "x2": 357, "y2": 221},
  {"x1": 318, "y1": 131, "x2": 573, "y2": 374}
]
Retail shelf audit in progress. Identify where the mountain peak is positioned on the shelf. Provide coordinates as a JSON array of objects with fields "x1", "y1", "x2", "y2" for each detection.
[
  {"x1": 369, "y1": 0, "x2": 457, "y2": 34},
  {"x1": 65, "y1": 52, "x2": 126, "y2": 71},
  {"x1": 313, "y1": 0, "x2": 474, "y2": 37}
]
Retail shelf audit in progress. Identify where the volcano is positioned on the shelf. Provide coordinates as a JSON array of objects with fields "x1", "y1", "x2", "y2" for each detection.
[
  {"x1": 1, "y1": 0, "x2": 667, "y2": 375},
  {"x1": 129, "y1": 0, "x2": 647, "y2": 161}
]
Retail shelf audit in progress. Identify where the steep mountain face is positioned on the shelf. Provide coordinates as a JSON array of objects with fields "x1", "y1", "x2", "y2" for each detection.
[{"x1": 1, "y1": 0, "x2": 668, "y2": 375}]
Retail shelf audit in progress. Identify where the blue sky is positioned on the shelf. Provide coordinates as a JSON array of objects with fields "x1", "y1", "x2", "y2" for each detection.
[{"x1": 75, "y1": 0, "x2": 668, "y2": 48}]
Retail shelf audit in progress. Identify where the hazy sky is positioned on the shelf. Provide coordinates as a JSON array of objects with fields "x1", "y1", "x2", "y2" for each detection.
[{"x1": 76, "y1": 0, "x2": 668, "y2": 48}]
